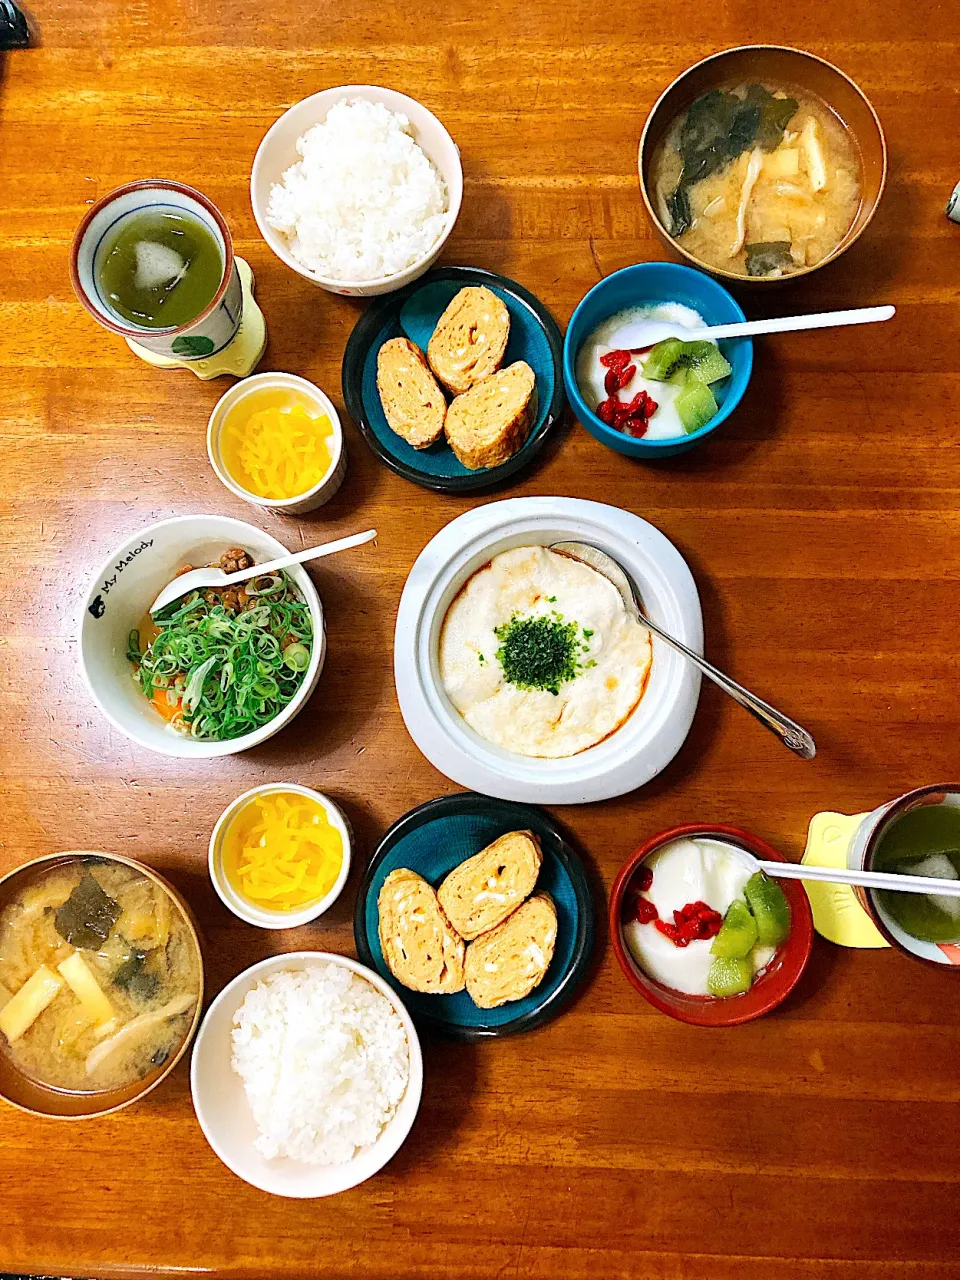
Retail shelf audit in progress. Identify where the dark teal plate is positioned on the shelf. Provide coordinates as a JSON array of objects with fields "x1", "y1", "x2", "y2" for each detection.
[
  {"x1": 341, "y1": 266, "x2": 564, "y2": 493},
  {"x1": 354, "y1": 793, "x2": 594, "y2": 1039}
]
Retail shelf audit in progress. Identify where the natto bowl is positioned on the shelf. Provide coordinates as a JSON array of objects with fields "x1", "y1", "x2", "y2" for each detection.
[
  {"x1": 563, "y1": 261, "x2": 753, "y2": 458},
  {"x1": 78, "y1": 514, "x2": 325, "y2": 759},
  {"x1": 638, "y1": 45, "x2": 887, "y2": 285},
  {"x1": 0, "y1": 851, "x2": 204, "y2": 1119},
  {"x1": 609, "y1": 823, "x2": 814, "y2": 1027}
]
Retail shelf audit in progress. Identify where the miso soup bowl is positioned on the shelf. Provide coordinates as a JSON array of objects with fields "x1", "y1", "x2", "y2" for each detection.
[
  {"x1": 849, "y1": 784, "x2": 960, "y2": 969},
  {"x1": 251, "y1": 85, "x2": 463, "y2": 297},
  {"x1": 563, "y1": 261, "x2": 753, "y2": 458},
  {"x1": 609, "y1": 824, "x2": 814, "y2": 1027},
  {"x1": 79, "y1": 514, "x2": 325, "y2": 759},
  {"x1": 638, "y1": 45, "x2": 887, "y2": 284},
  {"x1": 0, "y1": 851, "x2": 204, "y2": 1119}
]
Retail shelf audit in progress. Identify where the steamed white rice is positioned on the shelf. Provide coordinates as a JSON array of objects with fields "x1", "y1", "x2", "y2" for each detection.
[
  {"x1": 231, "y1": 964, "x2": 409, "y2": 1165},
  {"x1": 266, "y1": 97, "x2": 449, "y2": 282}
]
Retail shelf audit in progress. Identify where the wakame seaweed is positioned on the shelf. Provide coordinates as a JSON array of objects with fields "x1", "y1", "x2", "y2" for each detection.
[
  {"x1": 113, "y1": 949, "x2": 161, "y2": 1002},
  {"x1": 667, "y1": 84, "x2": 799, "y2": 237},
  {"x1": 745, "y1": 241, "x2": 794, "y2": 276},
  {"x1": 54, "y1": 874, "x2": 122, "y2": 949}
]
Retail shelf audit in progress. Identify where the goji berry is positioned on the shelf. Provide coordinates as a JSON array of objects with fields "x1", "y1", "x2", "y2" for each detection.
[
  {"x1": 654, "y1": 900, "x2": 723, "y2": 946},
  {"x1": 635, "y1": 897, "x2": 658, "y2": 924},
  {"x1": 596, "y1": 396, "x2": 619, "y2": 424},
  {"x1": 604, "y1": 367, "x2": 621, "y2": 396},
  {"x1": 599, "y1": 348, "x2": 631, "y2": 371},
  {"x1": 635, "y1": 865, "x2": 653, "y2": 892}
]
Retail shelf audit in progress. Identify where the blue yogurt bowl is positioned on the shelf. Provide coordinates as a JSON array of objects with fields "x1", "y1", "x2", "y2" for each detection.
[{"x1": 563, "y1": 262, "x2": 753, "y2": 458}]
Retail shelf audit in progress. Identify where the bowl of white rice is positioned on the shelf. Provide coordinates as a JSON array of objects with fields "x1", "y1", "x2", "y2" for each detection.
[
  {"x1": 190, "y1": 952, "x2": 422, "y2": 1197},
  {"x1": 252, "y1": 86, "x2": 462, "y2": 297}
]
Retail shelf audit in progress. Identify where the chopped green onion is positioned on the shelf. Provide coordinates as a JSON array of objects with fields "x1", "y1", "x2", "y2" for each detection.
[
  {"x1": 282, "y1": 642, "x2": 310, "y2": 673},
  {"x1": 128, "y1": 568, "x2": 313, "y2": 741}
]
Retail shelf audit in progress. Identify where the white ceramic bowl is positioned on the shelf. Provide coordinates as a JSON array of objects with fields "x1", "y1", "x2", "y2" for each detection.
[
  {"x1": 209, "y1": 783, "x2": 352, "y2": 929},
  {"x1": 251, "y1": 84, "x2": 463, "y2": 297},
  {"x1": 394, "y1": 497, "x2": 703, "y2": 804},
  {"x1": 79, "y1": 515, "x2": 326, "y2": 759},
  {"x1": 207, "y1": 372, "x2": 346, "y2": 514},
  {"x1": 190, "y1": 951, "x2": 423, "y2": 1197}
]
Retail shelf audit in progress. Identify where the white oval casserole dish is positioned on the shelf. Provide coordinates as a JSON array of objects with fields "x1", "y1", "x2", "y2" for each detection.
[{"x1": 394, "y1": 497, "x2": 702, "y2": 804}]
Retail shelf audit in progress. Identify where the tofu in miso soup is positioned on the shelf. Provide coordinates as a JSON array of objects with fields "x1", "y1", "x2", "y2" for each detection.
[{"x1": 651, "y1": 82, "x2": 862, "y2": 278}]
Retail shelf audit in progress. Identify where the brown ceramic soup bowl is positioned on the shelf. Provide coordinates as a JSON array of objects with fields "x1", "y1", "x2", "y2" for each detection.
[
  {"x1": 0, "y1": 851, "x2": 204, "y2": 1119},
  {"x1": 638, "y1": 45, "x2": 887, "y2": 284}
]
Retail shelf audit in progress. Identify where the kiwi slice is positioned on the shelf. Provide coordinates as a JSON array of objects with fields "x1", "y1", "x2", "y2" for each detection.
[
  {"x1": 707, "y1": 955, "x2": 754, "y2": 997},
  {"x1": 711, "y1": 899, "x2": 759, "y2": 960},
  {"x1": 642, "y1": 338, "x2": 732, "y2": 386},
  {"x1": 743, "y1": 872, "x2": 791, "y2": 948},
  {"x1": 641, "y1": 338, "x2": 685, "y2": 381},
  {"x1": 676, "y1": 373, "x2": 718, "y2": 434},
  {"x1": 679, "y1": 340, "x2": 732, "y2": 385}
]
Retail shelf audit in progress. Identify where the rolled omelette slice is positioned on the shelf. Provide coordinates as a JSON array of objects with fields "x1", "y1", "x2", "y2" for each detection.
[
  {"x1": 377, "y1": 867, "x2": 465, "y2": 994},
  {"x1": 376, "y1": 337, "x2": 446, "y2": 449},
  {"x1": 438, "y1": 830, "x2": 542, "y2": 940},
  {"x1": 427, "y1": 285, "x2": 510, "y2": 396},
  {"x1": 464, "y1": 892, "x2": 557, "y2": 1009},
  {"x1": 443, "y1": 361, "x2": 535, "y2": 470}
]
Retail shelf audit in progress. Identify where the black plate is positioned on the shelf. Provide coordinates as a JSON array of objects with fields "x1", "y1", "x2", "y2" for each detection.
[
  {"x1": 354, "y1": 792, "x2": 595, "y2": 1039},
  {"x1": 341, "y1": 266, "x2": 564, "y2": 493}
]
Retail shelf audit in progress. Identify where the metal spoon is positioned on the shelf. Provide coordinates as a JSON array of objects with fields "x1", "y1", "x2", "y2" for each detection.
[
  {"x1": 609, "y1": 303, "x2": 895, "y2": 353},
  {"x1": 549, "y1": 541, "x2": 816, "y2": 760},
  {"x1": 149, "y1": 529, "x2": 377, "y2": 615}
]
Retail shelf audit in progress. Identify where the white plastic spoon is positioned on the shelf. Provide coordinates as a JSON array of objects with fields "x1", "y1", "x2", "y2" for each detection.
[
  {"x1": 750, "y1": 856, "x2": 960, "y2": 900},
  {"x1": 149, "y1": 528, "x2": 377, "y2": 615},
  {"x1": 610, "y1": 303, "x2": 895, "y2": 353}
]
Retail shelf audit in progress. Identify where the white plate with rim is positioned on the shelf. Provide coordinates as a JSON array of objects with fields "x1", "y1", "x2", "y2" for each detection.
[
  {"x1": 190, "y1": 952, "x2": 423, "y2": 1198},
  {"x1": 394, "y1": 497, "x2": 703, "y2": 804}
]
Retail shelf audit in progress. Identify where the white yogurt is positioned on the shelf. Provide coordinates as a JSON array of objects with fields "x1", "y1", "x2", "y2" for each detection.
[
  {"x1": 576, "y1": 303, "x2": 706, "y2": 441},
  {"x1": 623, "y1": 837, "x2": 773, "y2": 996}
]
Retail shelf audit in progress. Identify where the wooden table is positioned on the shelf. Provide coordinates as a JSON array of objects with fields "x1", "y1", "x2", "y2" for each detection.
[{"x1": 3, "y1": 2, "x2": 960, "y2": 1276}]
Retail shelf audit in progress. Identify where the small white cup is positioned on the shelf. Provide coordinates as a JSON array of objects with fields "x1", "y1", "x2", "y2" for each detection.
[
  {"x1": 207, "y1": 372, "x2": 346, "y2": 514},
  {"x1": 209, "y1": 783, "x2": 352, "y2": 929}
]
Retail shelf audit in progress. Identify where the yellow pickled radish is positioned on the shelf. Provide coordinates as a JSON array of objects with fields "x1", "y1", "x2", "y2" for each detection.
[
  {"x1": 220, "y1": 402, "x2": 334, "y2": 500},
  {"x1": 221, "y1": 791, "x2": 344, "y2": 911}
]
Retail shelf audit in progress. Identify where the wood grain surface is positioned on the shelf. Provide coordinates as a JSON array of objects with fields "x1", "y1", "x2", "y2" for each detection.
[{"x1": 2, "y1": 1, "x2": 960, "y2": 1276}]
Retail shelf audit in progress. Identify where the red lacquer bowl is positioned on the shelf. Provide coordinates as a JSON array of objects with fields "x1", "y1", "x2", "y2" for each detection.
[{"x1": 609, "y1": 823, "x2": 814, "y2": 1027}]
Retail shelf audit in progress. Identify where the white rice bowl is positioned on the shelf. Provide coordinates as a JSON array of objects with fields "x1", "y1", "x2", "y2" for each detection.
[
  {"x1": 231, "y1": 963, "x2": 410, "y2": 1166},
  {"x1": 266, "y1": 97, "x2": 449, "y2": 282}
]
